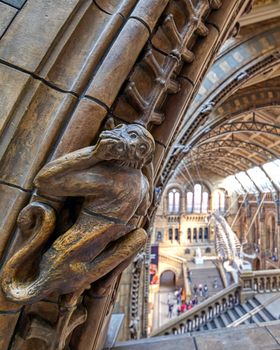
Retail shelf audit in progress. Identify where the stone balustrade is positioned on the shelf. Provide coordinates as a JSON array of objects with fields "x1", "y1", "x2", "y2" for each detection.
[
  {"x1": 240, "y1": 269, "x2": 280, "y2": 293},
  {"x1": 150, "y1": 269, "x2": 280, "y2": 337},
  {"x1": 150, "y1": 283, "x2": 240, "y2": 336}
]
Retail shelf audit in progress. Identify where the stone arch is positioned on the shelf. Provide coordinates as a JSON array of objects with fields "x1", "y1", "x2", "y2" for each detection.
[
  {"x1": 159, "y1": 270, "x2": 176, "y2": 288},
  {"x1": 162, "y1": 22, "x2": 280, "y2": 183}
]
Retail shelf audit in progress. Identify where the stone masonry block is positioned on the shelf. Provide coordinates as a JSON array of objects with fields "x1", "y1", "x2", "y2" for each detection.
[{"x1": 0, "y1": 3, "x2": 17, "y2": 37}]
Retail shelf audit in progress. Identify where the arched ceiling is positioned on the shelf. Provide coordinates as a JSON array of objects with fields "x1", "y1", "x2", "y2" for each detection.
[{"x1": 161, "y1": 14, "x2": 280, "y2": 191}]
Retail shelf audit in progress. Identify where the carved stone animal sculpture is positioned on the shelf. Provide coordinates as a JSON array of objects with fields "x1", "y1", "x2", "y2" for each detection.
[{"x1": 2, "y1": 123, "x2": 155, "y2": 304}]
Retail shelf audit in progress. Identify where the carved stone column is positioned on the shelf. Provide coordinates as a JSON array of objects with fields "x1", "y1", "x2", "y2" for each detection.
[{"x1": 0, "y1": 0, "x2": 251, "y2": 349}]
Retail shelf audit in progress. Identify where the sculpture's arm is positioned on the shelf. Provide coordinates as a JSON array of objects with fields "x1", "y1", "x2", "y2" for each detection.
[
  {"x1": 34, "y1": 146, "x2": 106, "y2": 196},
  {"x1": 35, "y1": 146, "x2": 97, "y2": 182},
  {"x1": 35, "y1": 168, "x2": 109, "y2": 197}
]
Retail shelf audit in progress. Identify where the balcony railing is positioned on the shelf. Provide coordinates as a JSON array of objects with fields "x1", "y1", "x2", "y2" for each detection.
[
  {"x1": 150, "y1": 269, "x2": 280, "y2": 337},
  {"x1": 240, "y1": 269, "x2": 280, "y2": 293},
  {"x1": 150, "y1": 283, "x2": 240, "y2": 336}
]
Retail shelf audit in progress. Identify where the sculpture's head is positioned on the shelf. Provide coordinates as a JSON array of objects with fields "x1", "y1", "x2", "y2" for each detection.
[{"x1": 98, "y1": 123, "x2": 155, "y2": 168}]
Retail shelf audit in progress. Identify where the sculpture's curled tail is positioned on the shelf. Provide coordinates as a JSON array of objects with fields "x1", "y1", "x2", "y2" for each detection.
[{"x1": 1, "y1": 202, "x2": 56, "y2": 303}]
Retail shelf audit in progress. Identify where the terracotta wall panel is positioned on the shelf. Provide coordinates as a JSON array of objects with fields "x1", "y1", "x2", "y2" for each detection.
[
  {"x1": 180, "y1": 25, "x2": 219, "y2": 84},
  {"x1": 153, "y1": 78, "x2": 193, "y2": 146}
]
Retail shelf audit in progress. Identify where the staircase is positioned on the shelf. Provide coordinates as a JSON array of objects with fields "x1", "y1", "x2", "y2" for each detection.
[{"x1": 200, "y1": 296, "x2": 276, "y2": 331}]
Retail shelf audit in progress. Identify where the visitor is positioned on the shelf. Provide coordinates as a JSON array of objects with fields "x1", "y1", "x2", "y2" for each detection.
[
  {"x1": 177, "y1": 305, "x2": 181, "y2": 316},
  {"x1": 176, "y1": 288, "x2": 182, "y2": 304},
  {"x1": 203, "y1": 284, "x2": 208, "y2": 298},
  {"x1": 198, "y1": 283, "x2": 203, "y2": 297},
  {"x1": 181, "y1": 302, "x2": 187, "y2": 313},
  {"x1": 187, "y1": 268, "x2": 192, "y2": 283},
  {"x1": 167, "y1": 292, "x2": 171, "y2": 303},
  {"x1": 213, "y1": 278, "x2": 218, "y2": 289},
  {"x1": 168, "y1": 302, "x2": 174, "y2": 318},
  {"x1": 193, "y1": 284, "x2": 198, "y2": 295}
]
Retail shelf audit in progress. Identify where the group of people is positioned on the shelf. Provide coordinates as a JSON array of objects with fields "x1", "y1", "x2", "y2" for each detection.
[
  {"x1": 166, "y1": 269, "x2": 220, "y2": 319},
  {"x1": 167, "y1": 288, "x2": 199, "y2": 318},
  {"x1": 192, "y1": 283, "x2": 209, "y2": 298}
]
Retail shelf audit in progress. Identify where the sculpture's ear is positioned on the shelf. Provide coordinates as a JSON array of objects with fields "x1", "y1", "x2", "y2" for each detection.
[{"x1": 104, "y1": 117, "x2": 115, "y2": 130}]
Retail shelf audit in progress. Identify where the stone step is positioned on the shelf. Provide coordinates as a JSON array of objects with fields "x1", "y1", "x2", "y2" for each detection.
[
  {"x1": 247, "y1": 298, "x2": 276, "y2": 322},
  {"x1": 242, "y1": 302, "x2": 264, "y2": 323}
]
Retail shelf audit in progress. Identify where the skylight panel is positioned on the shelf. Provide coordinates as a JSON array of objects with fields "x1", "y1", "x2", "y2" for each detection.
[
  {"x1": 235, "y1": 172, "x2": 258, "y2": 193},
  {"x1": 247, "y1": 167, "x2": 275, "y2": 193},
  {"x1": 262, "y1": 160, "x2": 280, "y2": 189},
  {"x1": 222, "y1": 175, "x2": 245, "y2": 195}
]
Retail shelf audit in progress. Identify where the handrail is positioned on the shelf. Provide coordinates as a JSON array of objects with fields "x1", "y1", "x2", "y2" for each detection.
[
  {"x1": 150, "y1": 283, "x2": 239, "y2": 337},
  {"x1": 240, "y1": 269, "x2": 280, "y2": 277},
  {"x1": 227, "y1": 293, "x2": 280, "y2": 328},
  {"x1": 150, "y1": 269, "x2": 280, "y2": 337}
]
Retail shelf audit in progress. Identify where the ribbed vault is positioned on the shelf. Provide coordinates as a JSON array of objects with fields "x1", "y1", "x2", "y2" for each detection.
[{"x1": 162, "y1": 19, "x2": 280, "y2": 189}]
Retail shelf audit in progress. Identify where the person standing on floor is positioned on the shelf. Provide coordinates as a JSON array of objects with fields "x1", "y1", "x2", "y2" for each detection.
[
  {"x1": 168, "y1": 302, "x2": 174, "y2": 318},
  {"x1": 203, "y1": 284, "x2": 208, "y2": 298}
]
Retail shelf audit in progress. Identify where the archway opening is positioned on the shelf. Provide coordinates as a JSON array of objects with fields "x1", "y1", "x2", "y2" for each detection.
[{"x1": 160, "y1": 270, "x2": 176, "y2": 288}]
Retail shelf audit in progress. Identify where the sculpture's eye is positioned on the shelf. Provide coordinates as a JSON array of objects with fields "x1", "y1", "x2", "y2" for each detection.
[
  {"x1": 129, "y1": 132, "x2": 138, "y2": 139},
  {"x1": 115, "y1": 124, "x2": 123, "y2": 129},
  {"x1": 116, "y1": 143, "x2": 124, "y2": 153},
  {"x1": 139, "y1": 144, "x2": 148, "y2": 154}
]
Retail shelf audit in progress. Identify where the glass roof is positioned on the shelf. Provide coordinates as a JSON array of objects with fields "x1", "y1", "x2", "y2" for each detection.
[
  {"x1": 247, "y1": 167, "x2": 275, "y2": 193},
  {"x1": 235, "y1": 172, "x2": 259, "y2": 194},
  {"x1": 222, "y1": 175, "x2": 245, "y2": 195},
  {"x1": 262, "y1": 160, "x2": 280, "y2": 190},
  {"x1": 222, "y1": 159, "x2": 280, "y2": 194}
]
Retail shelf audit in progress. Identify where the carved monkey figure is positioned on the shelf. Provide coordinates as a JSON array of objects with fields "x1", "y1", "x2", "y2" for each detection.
[{"x1": 2, "y1": 123, "x2": 155, "y2": 304}]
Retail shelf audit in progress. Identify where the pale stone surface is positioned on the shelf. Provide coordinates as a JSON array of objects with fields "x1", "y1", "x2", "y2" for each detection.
[
  {"x1": 94, "y1": 0, "x2": 137, "y2": 17},
  {"x1": 2, "y1": 0, "x2": 25, "y2": 8},
  {"x1": 114, "y1": 334, "x2": 196, "y2": 350},
  {"x1": 0, "y1": 0, "x2": 80, "y2": 73},
  {"x1": 195, "y1": 326, "x2": 278, "y2": 350},
  {"x1": 54, "y1": 97, "x2": 108, "y2": 157},
  {"x1": 86, "y1": 18, "x2": 149, "y2": 107},
  {"x1": 0, "y1": 184, "x2": 29, "y2": 260},
  {"x1": 0, "y1": 3, "x2": 17, "y2": 37},
  {"x1": 0, "y1": 83, "x2": 76, "y2": 189},
  {"x1": 44, "y1": 3, "x2": 124, "y2": 93},
  {"x1": 113, "y1": 324, "x2": 280, "y2": 350},
  {"x1": 0, "y1": 63, "x2": 30, "y2": 136},
  {"x1": 130, "y1": 0, "x2": 169, "y2": 32}
]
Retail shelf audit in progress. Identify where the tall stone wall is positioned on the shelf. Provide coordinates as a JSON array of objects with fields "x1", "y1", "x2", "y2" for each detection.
[{"x1": 0, "y1": 0, "x2": 250, "y2": 348}]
